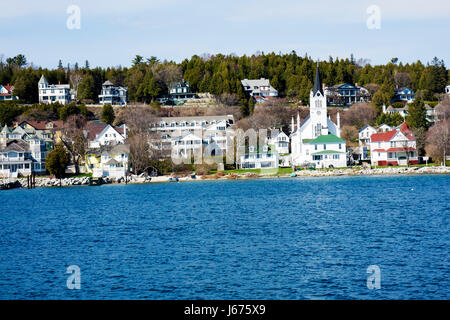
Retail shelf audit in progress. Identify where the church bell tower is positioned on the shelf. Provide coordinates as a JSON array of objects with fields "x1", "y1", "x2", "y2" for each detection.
[{"x1": 310, "y1": 64, "x2": 328, "y2": 137}]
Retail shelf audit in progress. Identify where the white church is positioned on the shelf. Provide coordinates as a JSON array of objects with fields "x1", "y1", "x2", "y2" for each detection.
[{"x1": 290, "y1": 65, "x2": 347, "y2": 168}]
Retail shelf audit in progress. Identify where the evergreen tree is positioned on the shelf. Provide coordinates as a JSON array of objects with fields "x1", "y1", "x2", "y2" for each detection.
[
  {"x1": 406, "y1": 98, "x2": 428, "y2": 129},
  {"x1": 45, "y1": 145, "x2": 70, "y2": 180},
  {"x1": 100, "y1": 104, "x2": 115, "y2": 125},
  {"x1": 77, "y1": 73, "x2": 96, "y2": 101}
]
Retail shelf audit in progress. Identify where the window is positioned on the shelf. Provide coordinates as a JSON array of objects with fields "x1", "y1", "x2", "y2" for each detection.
[
  {"x1": 333, "y1": 154, "x2": 340, "y2": 159},
  {"x1": 315, "y1": 145, "x2": 317, "y2": 150},
  {"x1": 339, "y1": 144, "x2": 342, "y2": 149},
  {"x1": 323, "y1": 144, "x2": 326, "y2": 150}
]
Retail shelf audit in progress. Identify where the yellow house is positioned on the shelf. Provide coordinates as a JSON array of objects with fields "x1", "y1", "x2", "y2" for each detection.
[{"x1": 85, "y1": 144, "x2": 130, "y2": 179}]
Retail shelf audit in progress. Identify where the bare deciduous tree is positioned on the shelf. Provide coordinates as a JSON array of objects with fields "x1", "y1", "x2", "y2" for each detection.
[
  {"x1": 61, "y1": 114, "x2": 87, "y2": 174},
  {"x1": 124, "y1": 107, "x2": 162, "y2": 173},
  {"x1": 342, "y1": 103, "x2": 376, "y2": 128},
  {"x1": 426, "y1": 119, "x2": 450, "y2": 167}
]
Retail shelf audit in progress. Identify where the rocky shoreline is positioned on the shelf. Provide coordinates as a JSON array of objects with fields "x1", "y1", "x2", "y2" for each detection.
[{"x1": 1, "y1": 166, "x2": 449, "y2": 189}]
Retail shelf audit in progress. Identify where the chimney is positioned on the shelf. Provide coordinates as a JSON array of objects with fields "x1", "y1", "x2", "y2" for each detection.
[
  {"x1": 355, "y1": 83, "x2": 358, "y2": 87},
  {"x1": 58, "y1": 81, "x2": 61, "y2": 85},
  {"x1": 322, "y1": 83, "x2": 326, "y2": 91}
]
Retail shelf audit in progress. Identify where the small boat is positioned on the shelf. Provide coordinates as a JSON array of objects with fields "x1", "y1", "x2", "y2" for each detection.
[
  {"x1": 88, "y1": 177, "x2": 103, "y2": 186},
  {"x1": 0, "y1": 181, "x2": 21, "y2": 190}
]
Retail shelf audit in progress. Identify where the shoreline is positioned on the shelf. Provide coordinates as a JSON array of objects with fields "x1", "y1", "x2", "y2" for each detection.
[{"x1": 1, "y1": 166, "x2": 449, "y2": 189}]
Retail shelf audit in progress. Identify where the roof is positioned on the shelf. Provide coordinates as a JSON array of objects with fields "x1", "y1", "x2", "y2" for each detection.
[
  {"x1": 160, "y1": 115, "x2": 234, "y2": 124},
  {"x1": 359, "y1": 125, "x2": 376, "y2": 133},
  {"x1": 399, "y1": 122, "x2": 415, "y2": 140},
  {"x1": 309, "y1": 134, "x2": 345, "y2": 144},
  {"x1": 38, "y1": 75, "x2": 48, "y2": 84},
  {"x1": 1, "y1": 124, "x2": 11, "y2": 134},
  {"x1": 312, "y1": 150, "x2": 345, "y2": 155},
  {"x1": 313, "y1": 64, "x2": 323, "y2": 96},
  {"x1": 20, "y1": 120, "x2": 64, "y2": 131},
  {"x1": 103, "y1": 80, "x2": 114, "y2": 86},
  {"x1": 241, "y1": 78, "x2": 271, "y2": 88},
  {"x1": 105, "y1": 158, "x2": 119, "y2": 165},
  {"x1": 0, "y1": 139, "x2": 30, "y2": 152},
  {"x1": 370, "y1": 130, "x2": 397, "y2": 142}
]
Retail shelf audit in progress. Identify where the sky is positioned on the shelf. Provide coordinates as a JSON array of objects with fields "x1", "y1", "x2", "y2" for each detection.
[{"x1": 0, "y1": 0, "x2": 449, "y2": 69}]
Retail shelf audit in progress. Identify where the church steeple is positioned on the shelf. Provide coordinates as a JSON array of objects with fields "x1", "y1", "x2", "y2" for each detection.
[{"x1": 313, "y1": 63, "x2": 323, "y2": 96}]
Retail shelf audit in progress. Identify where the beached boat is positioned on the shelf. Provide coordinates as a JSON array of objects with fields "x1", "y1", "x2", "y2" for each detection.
[{"x1": 88, "y1": 177, "x2": 103, "y2": 186}]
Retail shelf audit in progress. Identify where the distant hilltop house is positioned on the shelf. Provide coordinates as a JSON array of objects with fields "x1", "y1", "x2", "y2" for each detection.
[
  {"x1": 167, "y1": 81, "x2": 196, "y2": 104},
  {"x1": 0, "y1": 85, "x2": 19, "y2": 101},
  {"x1": 392, "y1": 87, "x2": 415, "y2": 103},
  {"x1": 383, "y1": 103, "x2": 436, "y2": 123},
  {"x1": 98, "y1": 80, "x2": 128, "y2": 106},
  {"x1": 38, "y1": 75, "x2": 72, "y2": 105},
  {"x1": 370, "y1": 122, "x2": 418, "y2": 166},
  {"x1": 325, "y1": 83, "x2": 371, "y2": 106},
  {"x1": 241, "y1": 78, "x2": 278, "y2": 103},
  {"x1": 446, "y1": 85, "x2": 450, "y2": 95}
]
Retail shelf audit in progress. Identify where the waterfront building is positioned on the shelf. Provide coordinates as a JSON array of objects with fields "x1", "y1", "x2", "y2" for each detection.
[
  {"x1": 239, "y1": 145, "x2": 279, "y2": 169},
  {"x1": 0, "y1": 85, "x2": 19, "y2": 101},
  {"x1": 85, "y1": 144, "x2": 130, "y2": 179},
  {"x1": 241, "y1": 78, "x2": 278, "y2": 103},
  {"x1": 38, "y1": 75, "x2": 72, "y2": 105},
  {"x1": 325, "y1": 83, "x2": 371, "y2": 106},
  {"x1": 392, "y1": 87, "x2": 415, "y2": 103},
  {"x1": 370, "y1": 122, "x2": 418, "y2": 166},
  {"x1": 155, "y1": 115, "x2": 235, "y2": 159},
  {"x1": 358, "y1": 125, "x2": 377, "y2": 161},
  {"x1": 267, "y1": 130, "x2": 290, "y2": 155},
  {"x1": 0, "y1": 125, "x2": 52, "y2": 177},
  {"x1": 290, "y1": 65, "x2": 346, "y2": 168},
  {"x1": 85, "y1": 121, "x2": 128, "y2": 148},
  {"x1": 98, "y1": 80, "x2": 128, "y2": 106}
]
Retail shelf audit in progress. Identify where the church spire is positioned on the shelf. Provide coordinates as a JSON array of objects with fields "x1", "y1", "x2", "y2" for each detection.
[{"x1": 313, "y1": 62, "x2": 323, "y2": 96}]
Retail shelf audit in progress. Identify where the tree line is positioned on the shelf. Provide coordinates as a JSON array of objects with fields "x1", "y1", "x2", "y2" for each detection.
[{"x1": 1, "y1": 53, "x2": 448, "y2": 110}]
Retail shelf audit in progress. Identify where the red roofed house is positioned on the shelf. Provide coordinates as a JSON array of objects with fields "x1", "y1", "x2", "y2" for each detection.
[
  {"x1": 0, "y1": 85, "x2": 19, "y2": 101},
  {"x1": 369, "y1": 123, "x2": 418, "y2": 166}
]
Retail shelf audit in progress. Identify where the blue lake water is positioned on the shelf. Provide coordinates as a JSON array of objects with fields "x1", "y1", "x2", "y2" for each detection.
[{"x1": 0, "y1": 175, "x2": 449, "y2": 300}]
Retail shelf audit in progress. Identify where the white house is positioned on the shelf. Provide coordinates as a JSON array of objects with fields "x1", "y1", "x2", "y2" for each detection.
[
  {"x1": 241, "y1": 78, "x2": 278, "y2": 103},
  {"x1": 98, "y1": 80, "x2": 128, "y2": 106},
  {"x1": 268, "y1": 130, "x2": 289, "y2": 155},
  {"x1": 38, "y1": 75, "x2": 71, "y2": 105},
  {"x1": 86, "y1": 121, "x2": 127, "y2": 148},
  {"x1": 370, "y1": 123, "x2": 418, "y2": 166},
  {"x1": 384, "y1": 104, "x2": 409, "y2": 118},
  {"x1": 290, "y1": 65, "x2": 346, "y2": 168},
  {"x1": 358, "y1": 125, "x2": 377, "y2": 160},
  {"x1": 239, "y1": 145, "x2": 279, "y2": 169},
  {"x1": 446, "y1": 85, "x2": 450, "y2": 95},
  {"x1": 0, "y1": 85, "x2": 19, "y2": 101}
]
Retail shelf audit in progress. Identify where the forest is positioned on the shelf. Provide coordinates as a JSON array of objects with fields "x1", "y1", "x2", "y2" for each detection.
[{"x1": 1, "y1": 52, "x2": 448, "y2": 117}]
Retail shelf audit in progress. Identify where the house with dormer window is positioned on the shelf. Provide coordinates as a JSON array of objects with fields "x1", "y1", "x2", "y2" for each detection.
[{"x1": 370, "y1": 123, "x2": 418, "y2": 166}]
